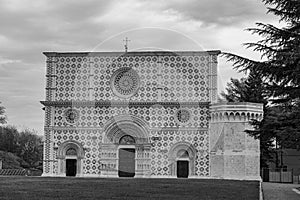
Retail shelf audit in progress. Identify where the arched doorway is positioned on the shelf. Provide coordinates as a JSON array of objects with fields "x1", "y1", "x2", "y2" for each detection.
[
  {"x1": 57, "y1": 140, "x2": 84, "y2": 177},
  {"x1": 118, "y1": 135, "x2": 136, "y2": 177},
  {"x1": 102, "y1": 115, "x2": 151, "y2": 178},
  {"x1": 169, "y1": 142, "x2": 196, "y2": 178},
  {"x1": 65, "y1": 148, "x2": 77, "y2": 176},
  {"x1": 176, "y1": 150, "x2": 189, "y2": 178}
]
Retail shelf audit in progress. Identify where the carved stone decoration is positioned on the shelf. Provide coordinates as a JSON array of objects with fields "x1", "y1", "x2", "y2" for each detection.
[
  {"x1": 110, "y1": 67, "x2": 140, "y2": 98},
  {"x1": 176, "y1": 109, "x2": 191, "y2": 124},
  {"x1": 119, "y1": 135, "x2": 136, "y2": 145},
  {"x1": 66, "y1": 148, "x2": 77, "y2": 156},
  {"x1": 64, "y1": 109, "x2": 79, "y2": 124}
]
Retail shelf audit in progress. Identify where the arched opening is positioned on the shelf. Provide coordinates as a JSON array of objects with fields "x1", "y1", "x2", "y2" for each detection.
[
  {"x1": 169, "y1": 142, "x2": 196, "y2": 178},
  {"x1": 65, "y1": 148, "x2": 77, "y2": 177},
  {"x1": 102, "y1": 115, "x2": 151, "y2": 178},
  {"x1": 57, "y1": 140, "x2": 84, "y2": 177},
  {"x1": 176, "y1": 150, "x2": 189, "y2": 178},
  {"x1": 118, "y1": 135, "x2": 136, "y2": 177}
]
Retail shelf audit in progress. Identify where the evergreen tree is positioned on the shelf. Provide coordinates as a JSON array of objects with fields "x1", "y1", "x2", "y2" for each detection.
[
  {"x1": 221, "y1": 77, "x2": 247, "y2": 102},
  {"x1": 221, "y1": 69, "x2": 269, "y2": 104},
  {"x1": 223, "y1": 0, "x2": 300, "y2": 167},
  {"x1": 223, "y1": 0, "x2": 300, "y2": 103},
  {"x1": 0, "y1": 101, "x2": 6, "y2": 124}
]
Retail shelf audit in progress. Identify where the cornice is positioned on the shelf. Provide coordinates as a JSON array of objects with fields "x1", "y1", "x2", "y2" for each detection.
[
  {"x1": 42, "y1": 50, "x2": 221, "y2": 57},
  {"x1": 210, "y1": 102, "x2": 263, "y2": 113},
  {"x1": 44, "y1": 126, "x2": 208, "y2": 133},
  {"x1": 40, "y1": 100, "x2": 210, "y2": 108}
]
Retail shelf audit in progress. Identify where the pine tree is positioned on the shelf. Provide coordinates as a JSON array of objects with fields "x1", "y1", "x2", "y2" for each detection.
[
  {"x1": 223, "y1": 0, "x2": 300, "y2": 167},
  {"x1": 221, "y1": 69, "x2": 269, "y2": 104},
  {"x1": 223, "y1": 0, "x2": 300, "y2": 104},
  {"x1": 0, "y1": 101, "x2": 6, "y2": 124},
  {"x1": 221, "y1": 77, "x2": 247, "y2": 102}
]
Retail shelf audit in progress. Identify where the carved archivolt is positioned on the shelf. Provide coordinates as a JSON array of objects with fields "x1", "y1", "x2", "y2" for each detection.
[
  {"x1": 57, "y1": 140, "x2": 85, "y2": 159},
  {"x1": 103, "y1": 114, "x2": 150, "y2": 144},
  {"x1": 169, "y1": 141, "x2": 196, "y2": 160}
]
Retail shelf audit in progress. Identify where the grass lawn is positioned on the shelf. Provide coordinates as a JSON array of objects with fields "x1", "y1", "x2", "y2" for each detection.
[{"x1": 0, "y1": 177, "x2": 259, "y2": 200}]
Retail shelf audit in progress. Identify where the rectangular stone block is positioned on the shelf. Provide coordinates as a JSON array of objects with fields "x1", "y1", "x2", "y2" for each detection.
[
  {"x1": 224, "y1": 123, "x2": 245, "y2": 151},
  {"x1": 245, "y1": 134, "x2": 259, "y2": 152},
  {"x1": 245, "y1": 155, "x2": 259, "y2": 177},
  {"x1": 210, "y1": 155, "x2": 224, "y2": 177},
  {"x1": 224, "y1": 155, "x2": 245, "y2": 178}
]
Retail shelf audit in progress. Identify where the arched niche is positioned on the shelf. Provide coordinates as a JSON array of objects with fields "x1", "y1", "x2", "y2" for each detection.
[
  {"x1": 168, "y1": 142, "x2": 196, "y2": 177},
  {"x1": 57, "y1": 140, "x2": 85, "y2": 176}
]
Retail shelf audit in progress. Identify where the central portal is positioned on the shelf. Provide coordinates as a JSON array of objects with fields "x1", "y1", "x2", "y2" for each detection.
[
  {"x1": 118, "y1": 135, "x2": 136, "y2": 177},
  {"x1": 118, "y1": 148, "x2": 135, "y2": 177}
]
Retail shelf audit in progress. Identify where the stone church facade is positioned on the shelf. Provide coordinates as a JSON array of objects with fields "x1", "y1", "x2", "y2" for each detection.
[{"x1": 41, "y1": 51, "x2": 263, "y2": 180}]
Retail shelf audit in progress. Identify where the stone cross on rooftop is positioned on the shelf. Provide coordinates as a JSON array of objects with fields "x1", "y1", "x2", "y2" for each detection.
[{"x1": 123, "y1": 37, "x2": 130, "y2": 53}]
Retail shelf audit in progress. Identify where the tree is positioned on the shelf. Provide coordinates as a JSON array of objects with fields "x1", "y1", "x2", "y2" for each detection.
[
  {"x1": 221, "y1": 77, "x2": 247, "y2": 102},
  {"x1": 0, "y1": 102, "x2": 6, "y2": 124},
  {"x1": 223, "y1": 0, "x2": 300, "y2": 103},
  {"x1": 0, "y1": 126, "x2": 43, "y2": 169},
  {"x1": 221, "y1": 69, "x2": 269, "y2": 104},
  {"x1": 222, "y1": 0, "x2": 300, "y2": 165},
  {"x1": 15, "y1": 129, "x2": 43, "y2": 168},
  {"x1": 0, "y1": 126, "x2": 19, "y2": 153}
]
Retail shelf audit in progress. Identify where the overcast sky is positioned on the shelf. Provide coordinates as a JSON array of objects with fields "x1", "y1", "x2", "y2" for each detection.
[{"x1": 0, "y1": 0, "x2": 277, "y2": 134}]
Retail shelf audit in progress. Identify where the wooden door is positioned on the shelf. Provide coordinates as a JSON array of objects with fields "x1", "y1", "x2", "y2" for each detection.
[
  {"x1": 66, "y1": 159, "x2": 77, "y2": 177},
  {"x1": 177, "y1": 160, "x2": 189, "y2": 178},
  {"x1": 118, "y1": 148, "x2": 135, "y2": 177}
]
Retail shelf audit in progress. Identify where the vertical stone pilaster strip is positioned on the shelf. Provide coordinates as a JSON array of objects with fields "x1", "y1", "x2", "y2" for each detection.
[
  {"x1": 45, "y1": 55, "x2": 57, "y2": 101},
  {"x1": 43, "y1": 54, "x2": 57, "y2": 176},
  {"x1": 209, "y1": 55, "x2": 218, "y2": 103},
  {"x1": 52, "y1": 56, "x2": 57, "y2": 101},
  {"x1": 43, "y1": 106, "x2": 52, "y2": 175},
  {"x1": 157, "y1": 56, "x2": 163, "y2": 101},
  {"x1": 89, "y1": 57, "x2": 94, "y2": 101}
]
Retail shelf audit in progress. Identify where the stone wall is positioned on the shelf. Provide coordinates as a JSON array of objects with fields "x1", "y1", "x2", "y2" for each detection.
[
  {"x1": 41, "y1": 51, "x2": 219, "y2": 177},
  {"x1": 209, "y1": 102, "x2": 263, "y2": 180}
]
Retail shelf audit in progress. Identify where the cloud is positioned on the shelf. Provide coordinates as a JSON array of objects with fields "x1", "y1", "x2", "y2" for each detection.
[
  {"x1": 0, "y1": 57, "x2": 21, "y2": 65},
  {"x1": 0, "y1": 0, "x2": 276, "y2": 134},
  {"x1": 150, "y1": 0, "x2": 270, "y2": 26},
  {"x1": 0, "y1": 0, "x2": 115, "y2": 63}
]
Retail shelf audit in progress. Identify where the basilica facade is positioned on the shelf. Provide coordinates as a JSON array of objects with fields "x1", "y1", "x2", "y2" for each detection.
[{"x1": 41, "y1": 51, "x2": 263, "y2": 180}]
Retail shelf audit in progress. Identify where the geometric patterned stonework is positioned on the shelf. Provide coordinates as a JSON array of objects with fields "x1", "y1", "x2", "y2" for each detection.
[{"x1": 41, "y1": 51, "x2": 263, "y2": 180}]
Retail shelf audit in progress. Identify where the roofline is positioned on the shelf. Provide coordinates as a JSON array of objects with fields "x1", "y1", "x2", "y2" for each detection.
[{"x1": 42, "y1": 50, "x2": 221, "y2": 57}]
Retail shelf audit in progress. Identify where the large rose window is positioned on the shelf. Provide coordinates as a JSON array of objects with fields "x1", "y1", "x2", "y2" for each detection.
[{"x1": 110, "y1": 67, "x2": 140, "y2": 98}]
